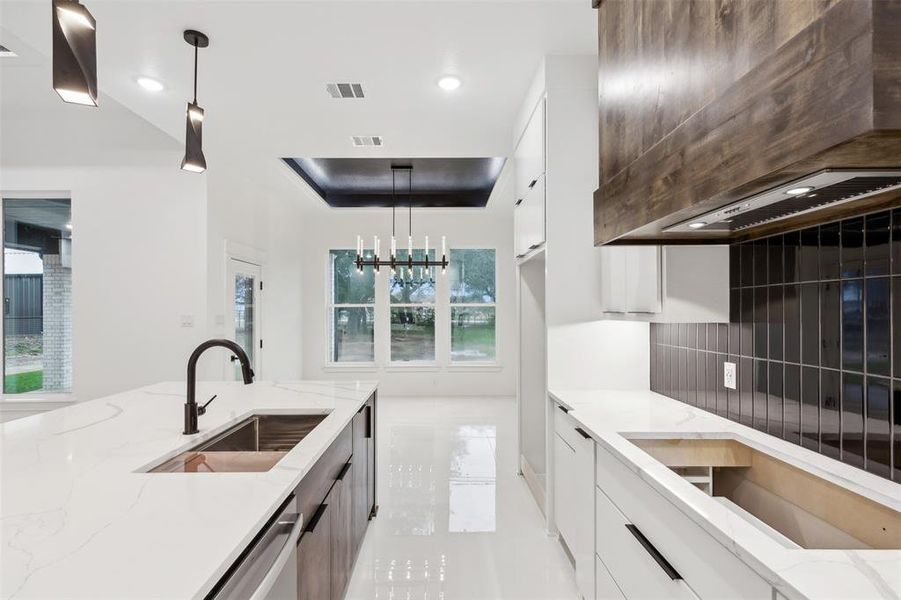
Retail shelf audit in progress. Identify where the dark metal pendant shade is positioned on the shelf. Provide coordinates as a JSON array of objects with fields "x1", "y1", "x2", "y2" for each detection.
[
  {"x1": 52, "y1": 0, "x2": 98, "y2": 106},
  {"x1": 181, "y1": 102, "x2": 206, "y2": 173},
  {"x1": 181, "y1": 29, "x2": 209, "y2": 173}
]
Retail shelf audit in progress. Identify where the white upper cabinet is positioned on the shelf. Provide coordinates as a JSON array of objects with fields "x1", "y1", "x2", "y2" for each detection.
[{"x1": 514, "y1": 99, "x2": 546, "y2": 258}]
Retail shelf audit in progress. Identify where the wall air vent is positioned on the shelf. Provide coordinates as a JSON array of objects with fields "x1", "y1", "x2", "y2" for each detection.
[
  {"x1": 665, "y1": 170, "x2": 901, "y2": 234},
  {"x1": 351, "y1": 136, "x2": 383, "y2": 147},
  {"x1": 326, "y1": 83, "x2": 365, "y2": 99},
  {"x1": 0, "y1": 44, "x2": 17, "y2": 58}
]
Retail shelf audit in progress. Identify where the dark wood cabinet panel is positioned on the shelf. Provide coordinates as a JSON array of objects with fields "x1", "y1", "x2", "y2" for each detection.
[
  {"x1": 297, "y1": 502, "x2": 331, "y2": 600},
  {"x1": 294, "y1": 423, "x2": 352, "y2": 524},
  {"x1": 330, "y1": 463, "x2": 354, "y2": 600},
  {"x1": 594, "y1": 0, "x2": 901, "y2": 245},
  {"x1": 352, "y1": 407, "x2": 369, "y2": 552}
]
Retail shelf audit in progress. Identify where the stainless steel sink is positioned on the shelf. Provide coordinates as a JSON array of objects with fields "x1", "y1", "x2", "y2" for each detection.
[{"x1": 147, "y1": 414, "x2": 328, "y2": 473}]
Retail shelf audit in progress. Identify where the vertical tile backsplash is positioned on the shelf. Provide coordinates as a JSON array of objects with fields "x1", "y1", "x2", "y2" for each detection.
[{"x1": 650, "y1": 207, "x2": 901, "y2": 482}]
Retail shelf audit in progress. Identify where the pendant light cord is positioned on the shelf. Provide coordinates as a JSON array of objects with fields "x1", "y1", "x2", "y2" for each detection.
[
  {"x1": 192, "y1": 43, "x2": 198, "y2": 104},
  {"x1": 391, "y1": 169, "x2": 396, "y2": 239},
  {"x1": 408, "y1": 169, "x2": 413, "y2": 237}
]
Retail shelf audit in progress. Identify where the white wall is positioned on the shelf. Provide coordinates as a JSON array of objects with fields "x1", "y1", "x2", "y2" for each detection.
[
  {"x1": 299, "y1": 176, "x2": 516, "y2": 397},
  {"x1": 0, "y1": 165, "x2": 209, "y2": 401}
]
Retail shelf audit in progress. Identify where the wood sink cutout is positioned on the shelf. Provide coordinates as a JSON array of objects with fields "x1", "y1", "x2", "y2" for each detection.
[{"x1": 629, "y1": 437, "x2": 900, "y2": 550}]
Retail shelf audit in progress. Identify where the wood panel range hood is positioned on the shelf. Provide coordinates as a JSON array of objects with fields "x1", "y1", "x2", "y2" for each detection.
[{"x1": 593, "y1": 0, "x2": 901, "y2": 245}]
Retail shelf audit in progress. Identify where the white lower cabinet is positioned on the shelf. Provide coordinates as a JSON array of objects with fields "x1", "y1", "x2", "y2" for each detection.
[
  {"x1": 595, "y1": 443, "x2": 772, "y2": 599},
  {"x1": 595, "y1": 487, "x2": 698, "y2": 599},
  {"x1": 595, "y1": 555, "x2": 625, "y2": 600},
  {"x1": 553, "y1": 407, "x2": 595, "y2": 600}
]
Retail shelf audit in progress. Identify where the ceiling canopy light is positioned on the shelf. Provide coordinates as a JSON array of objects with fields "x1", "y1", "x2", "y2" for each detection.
[
  {"x1": 355, "y1": 166, "x2": 448, "y2": 280},
  {"x1": 437, "y1": 75, "x2": 461, "y2": 91},
  {"x1": 180, "y1": 29, "x2": 209, "y2": 174},
  {"x1": 785, "y1": 186, "x2": 814, "y2": 196},
  {"x1": 52, "y1": 0, "x2": 97, "y2": 106},
  {"x1": 136, "y1": 76, "x2": 164, "y2": 92}
]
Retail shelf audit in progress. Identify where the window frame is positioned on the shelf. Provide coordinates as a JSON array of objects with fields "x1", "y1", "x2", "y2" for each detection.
[
  {"x1": 447, "y1": 248, "x2": 498, "y2": 366},
  {"x1": 325, "y1": 249, "x2": 377, "y2": 367}
]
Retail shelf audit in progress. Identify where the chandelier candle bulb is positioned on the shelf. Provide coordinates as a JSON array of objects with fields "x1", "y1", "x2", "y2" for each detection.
[{"x1": 408, "y1": 235, "x2": 413, "y2": 255}]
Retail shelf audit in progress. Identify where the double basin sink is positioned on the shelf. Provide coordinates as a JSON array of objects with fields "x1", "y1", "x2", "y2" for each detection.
[{"x1": 148, "y1": 414, "x2": 328, "y2": 473}]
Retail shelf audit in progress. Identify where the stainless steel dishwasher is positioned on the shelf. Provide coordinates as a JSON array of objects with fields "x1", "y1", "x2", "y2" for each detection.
[{"x1": 210, "y1": 495, "x2": 303, "y2": 600}]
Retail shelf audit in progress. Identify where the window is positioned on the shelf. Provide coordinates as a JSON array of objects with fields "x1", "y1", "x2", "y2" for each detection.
[
  {"x1": 328, "y1": 250, "x2": 375, "y2": 363},
  {"x1": 2, "y1": 198, "x2": 72, "y2": 393},
  {"x1": 449, "y1": 249, "x2": 496, "y2": 362},
  {"x1": 389, "y1": 249, "x2": 436, "y2": 362}
]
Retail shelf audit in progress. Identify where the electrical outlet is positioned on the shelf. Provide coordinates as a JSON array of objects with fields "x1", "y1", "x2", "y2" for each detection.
[{"x1": 724, "y1": 361, "x2": 737, "y2": 390}]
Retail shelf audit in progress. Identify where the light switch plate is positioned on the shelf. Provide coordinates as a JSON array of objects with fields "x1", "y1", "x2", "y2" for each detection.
[{"x1": 724, "y1": 361, "x2": 737, "y2": 390}]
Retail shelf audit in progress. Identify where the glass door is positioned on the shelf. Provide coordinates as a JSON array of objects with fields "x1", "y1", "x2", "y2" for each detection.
[{"x1": 227, "y1": 258, "x2": 262, "y2": 380}]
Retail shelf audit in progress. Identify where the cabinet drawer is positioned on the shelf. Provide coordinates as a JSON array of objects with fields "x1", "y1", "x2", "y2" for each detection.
[
  {"x1": 554, "y1": 404, "x2": 590, "y2": 450},
  {"x1": 596, "y1": 487, "x2": 698, "y2": 599},
  {"x1": 595, "y1": 444, "x2": 772, "y2": 599},
  {"x1": 596, "y1": 555, "x2": 625, "y2": 600}
]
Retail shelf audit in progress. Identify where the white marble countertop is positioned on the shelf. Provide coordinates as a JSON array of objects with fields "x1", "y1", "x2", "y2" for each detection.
[
  {"x1": 1, "y1": 380, "x2": 378, "y2": 600},
  {"x1": 548, "y1": 388, "x2": 901, "y2": 600}
]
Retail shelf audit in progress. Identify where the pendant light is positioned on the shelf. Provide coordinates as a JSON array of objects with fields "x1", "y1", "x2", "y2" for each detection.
[
  {"x1": 355, "y1": 165, "x2": 448, "y2": 275},
  {"x1": 181, "y1": 29, "x2": 209, "y2": 174},
  {"x1": 52, "y1": 0, "x2": 97, "y2": 106}
]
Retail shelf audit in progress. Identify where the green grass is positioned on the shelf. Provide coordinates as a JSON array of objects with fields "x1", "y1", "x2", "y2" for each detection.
[
  {"x1": 5, "y1": 370, "x2": 43, "y2": 393},
  {"x1": 451, "y1": 323, "x2": 496, "y2": 361}
]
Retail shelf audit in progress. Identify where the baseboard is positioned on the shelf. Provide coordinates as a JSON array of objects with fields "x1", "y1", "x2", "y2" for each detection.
[{"x1": 520, "y1": 454, "x2": 547, "y2": 516}]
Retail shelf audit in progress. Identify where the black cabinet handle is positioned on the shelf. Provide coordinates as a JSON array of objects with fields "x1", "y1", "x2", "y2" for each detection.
[
  {"x1": 305, "y1": 503, "x2": 328, "y2": 534},
  {"x1": 557, "y1": 405, "x2": 570, "y2": 414},
  {"x1": 625, "y1": 524, "x2": 682, "y2": 580},
  {"x1": 515, "y1": 198, "x2": 524, "y2": 206},
  {"x1": 365, "y1": 405, "x2": 372, "y2": 439},
  {"x1": 337, "y1": 461, "x2": 351, "y2": 481},
  {"x1": 574, "y1": 427, "x2": 591, "y2": 440},
  {"x1": 528, "y1": 243, "x2": 542, "y2": 250},
  {"x1": 528, "y1": 178, "x2": 538, "y2": 189}
]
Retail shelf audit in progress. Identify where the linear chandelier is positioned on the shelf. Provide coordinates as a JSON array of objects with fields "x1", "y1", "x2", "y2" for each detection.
[
  {"x1": 181, "y1": 29, "x2": 209, "y2": 173},
  {"x1": 355, "y1": 165, "x2": 448, "y2": 279}
]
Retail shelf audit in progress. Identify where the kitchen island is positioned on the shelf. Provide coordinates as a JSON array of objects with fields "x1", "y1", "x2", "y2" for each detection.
[
  {"x1": 1, "y1": 380, "x2": 377, "y2": 599},
  {"x1": 549, "y1": 389, "x2": 900, "y2": 600}
]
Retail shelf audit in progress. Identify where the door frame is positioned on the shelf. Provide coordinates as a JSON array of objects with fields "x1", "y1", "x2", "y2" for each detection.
[{"x1": 224, "y1": 240, "x2": 266, "y2": 379}]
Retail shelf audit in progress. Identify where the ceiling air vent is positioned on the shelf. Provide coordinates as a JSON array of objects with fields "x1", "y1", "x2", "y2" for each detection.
[
  {"x1": 326, "y1": 83, "x2": 365, "y2": 99},
  {"x1": 665, "y1": 169, "x2": 901, "y2": 234},
  {"x1": 0, "y1": 45, "x2": 16, "y2": 58},
  {"x1": 351, "y1": 136, "x2": 383, "y2": 147}
]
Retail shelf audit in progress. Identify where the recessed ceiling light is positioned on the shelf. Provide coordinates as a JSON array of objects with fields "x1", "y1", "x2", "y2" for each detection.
[
  {"x1": 437, "y1": 75, "x2": 461, "y2": 91},
  {"x1": 785, "y1": 186, "x2": 814, "y2": 196},
  {"x1": 688, "y1": 222, "x2": 707, "y2": 229},
  {"x1": 136, "y1": 76, "x2": 164, "y2": 92},
  {"x1": 0, "y1": 44, "x2": 16, "y2": 58}
]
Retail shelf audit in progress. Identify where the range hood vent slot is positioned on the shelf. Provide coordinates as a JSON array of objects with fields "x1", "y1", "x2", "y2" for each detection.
[{"x1": 666, "y1": 170, "x2": 901, "y2": 234}]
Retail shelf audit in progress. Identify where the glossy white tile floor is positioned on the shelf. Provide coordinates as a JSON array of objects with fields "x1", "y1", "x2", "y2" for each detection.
[{"x1": 345, "y1": 397, "x2": 579, "y2": 600}]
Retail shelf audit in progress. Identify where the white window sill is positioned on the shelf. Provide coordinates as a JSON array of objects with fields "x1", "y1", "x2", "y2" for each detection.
[
  {"x1": 384, "y1": 364, "x2": 441, "y2": 372},
  {"x1": 446, "y1": 363, "x2": 503, "y2": 372},
  {"x1": 0, "y1": 392, "x2": 77, "y2": 403},
  {"x1": 323, "y1": 364, "x2": 379, "y2": 372}
]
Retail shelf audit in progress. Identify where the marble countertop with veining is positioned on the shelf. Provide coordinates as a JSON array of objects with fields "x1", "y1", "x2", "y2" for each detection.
[
  {"x1": 548, "y1": 388, "x2": 901, "y2": 600},
  {"x1": 0, "y1": 380, "x2": 377, "y2": 600}
]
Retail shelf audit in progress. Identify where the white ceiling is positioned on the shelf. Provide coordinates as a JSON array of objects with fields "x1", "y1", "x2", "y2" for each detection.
[{"x1": 0, "y1": 0, "x2": 596, "y2": 201}]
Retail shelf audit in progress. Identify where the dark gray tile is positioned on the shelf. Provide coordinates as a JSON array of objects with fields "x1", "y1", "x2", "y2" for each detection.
[
  {"x1": 783, "y1": 231, "x2": 800, "y2": 283},
  {"x1": 784, "y1": 284, "x2": 800, "y2": 363},
  {"x1": 801, "y1": 367, "x2": 819, "y2": 451},
  {"x1": 754, "y1": 239, "x2": 768, "y2": 287},
  {"x1": 753, "y1": 359, "x2": 768, "y2": 431},
  {"x1": 728, "y1": 356, "x2": 741, "y2": 421},
  {"x1": 866, "y1": 212, "x2": 891, "y2": 277},
  {"x1": 841, "y1": 279, "x2": 864, "y2": 372},
  {"x1": 697, "y1": 351, "x2": 707, "y2": 409},
  {"x1": 865, "y1": 377, "x2": 891, "y2": 478},
  {"x1": 741, "y1": 243, "x2": 754, "y2": 287},
  {"x1": 754, "y1": 287, "x2": 767, "y2": 359},
  {"x1": 729, "y1": 288, "x2": 740, "y2": 355},
  {"x1": 717, "y1": 354, "x2": 728, "y2": 417},
  {"x1": 821, "y1": 281, "x2": 841, "y2": 369},
  {"x1": 730, "y1": 244, "x2": 741, "y2": 289},
  {"x1": 784, "y1": 364, "x2": 801, "y2": 445},
  {"x1": 707, "y1": 323, "x2": 718, "y2": 353},
  {"x1": 768, "y1": 235, "x2": 783, "y2": 285},
  {"x1": 801, "y1": 283, "x2": 820, "y2": 366},
  {"x1": 740, "y1": 357, "x2": 753, "y2": 426},
  {"x1": 866, "y1": 278, "x2": 891, "y2": 377},
  {"x1": 892, "y1": 380, "x2": 901, "y2": 481},
  {"x1": 706, "y1": 353, "x2": 718, "y2": 413},
  {"x1": 740, "y1": 288, "x2": 754, "y2": 357},
  {"x1": 820, "y1": 222, "x2": 841, "y2": 280},
  {"x1": 821, "y1": 369, "x2": 841, "y2": 460},
  {"x1": 687, "y1": 350, "x2": 698, "y2": 406},
  {"x1": 842, "y1": 217, "x2": 864, "y2": 279},
  {"x1": 768, "y1": 285, "x2": 783, "y2": 361},
  {"x1": 697, "y1": 323, "x2": 707, "y2": 351},
  {"x1": 800, "y1": 227, "x2": 819, "y2": 282},
  {"x1": 842, "y1": 372, "x2": 865, "y2": 468},
  {"x1": 768, "y1": 363, "x2": 783, "y2": 437},
  {"x1": 717, "y1": 323, "x2": 729, "y2": 354}
]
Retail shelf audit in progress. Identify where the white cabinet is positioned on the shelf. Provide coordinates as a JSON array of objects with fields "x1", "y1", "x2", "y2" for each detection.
[
  {"x1": 514, "y1": 99, "x2": 546, "y2": 258},
  {"x1": 601, "y1": 245, "x2": 730, "y2": 322},
  {"x1": 553, "y1": 406, "x2": 595, "y2": 600},
  {"x1": 595, "y1": 556, "x2": 625, "y2": 600},
  {"x1": 601, "y1": 246, "x2": 660, "y2": 313},
  {"x1": 595, "y1": 487, "x2": 698, "y2": 599},
  {"x1": 514, "y1": 175, "x2": 546, "y2": 257}
]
